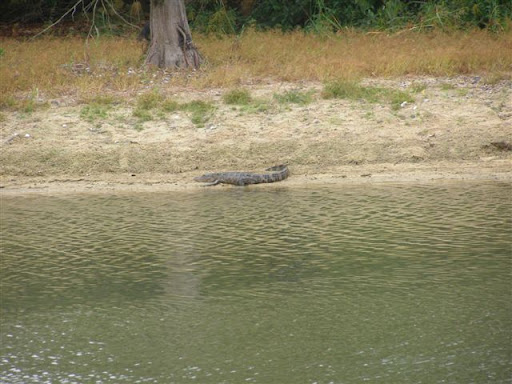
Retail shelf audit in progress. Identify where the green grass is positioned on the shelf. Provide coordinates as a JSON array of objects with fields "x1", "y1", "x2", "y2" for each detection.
[
  {"x1": 79, "y1": 95, "x2": 119, "y2": 123},
  {"x1": 242, "y1": 99, "x2": 272, "y2": 113},
  {"x1": 135, "y1": 91, "x2": 164, "y2": 110},
  {"x1": 80, "y1": 103, "x2": 110, "y2": 122},
  {"x1": 439, "y1": 82, "x2": 469, "y2": 97},
  {"x1": 410, "y1": 82, "x2": 428, "y2": 93},
  {"x1": 131, "y1": 91, "x2": 181, "y2": 126},
  {"x1": 223, "y1": 88, "x2": 276, "y2": 114},
  {"x1": 322, "y1": 80, "x2": 414, "y2": 110},
  {"x1": 162, "y1": 99, "x2": 180, "y2": 112},
  {"x1": 131, "y1": 91, "x2": 213, "y2": 127},
  {"x1": 440, "y1": 83, "x2": 456, "y2": 90},
  {"x1": 273, "y1": 89, "x2": 314, "y2": 105},
  {"x1": 2, "y1": 89, "x2": 51, "y2": 114},
  {"x1": 389, "y1": 90, "x2": 415, "y2": 111},
  {"x1": 223, "y1": 88, "x2": 252, "y2": 105},
  {"x1": 363, "y1": 110, "x2": 375, "y2": 120},
  {"x1": 133, "y1": 122, "x2": 144, "y2": 132},
  {"x1": 457, "y1": 89, "x2": 469, "y2": 97},
  {"x1": 82, "y1": 95, "x2": 119, "y2": 106},
  {"x1": 0, "y1": 95, "x2": 17, "y2": 110},
  {"x1": 21, "y1": 99, "x2": 37, "y2": 114},
  {"x1": 322, "y1": 81, "x2": 379, "y2": 101},
  {"x1": 181, "y1": 100, "x2": 216, "y2": 127},
  {"x1": 132, "y1": 108, "x2": 152, "y2": 122}
]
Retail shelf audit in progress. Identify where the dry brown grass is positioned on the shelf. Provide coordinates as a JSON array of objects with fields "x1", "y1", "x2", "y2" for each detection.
[
  {"x1": 199, "y1": 28, "x2": 512, "y2": 84},
  {"x1": 1, "y1": 28, "x2": 511, "y2": 105},
  {"x1": 0, "y1": 37, "x2": 144, "y2": 104}
]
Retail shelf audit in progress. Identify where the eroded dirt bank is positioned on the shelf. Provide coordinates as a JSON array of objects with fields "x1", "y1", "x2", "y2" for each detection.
[{"x1": 1, "y1": 76, "x2": 511, "y2": 195}]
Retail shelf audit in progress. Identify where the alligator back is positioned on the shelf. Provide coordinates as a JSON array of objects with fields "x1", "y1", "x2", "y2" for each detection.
[{"x1": 194, "y1": 164, "x2": 289, "y2": 186}]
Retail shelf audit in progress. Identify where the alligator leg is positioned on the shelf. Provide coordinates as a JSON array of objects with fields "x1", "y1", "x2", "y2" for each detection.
[{"x1": 201, "y1": 180, "x2": 221, "y2": 187}]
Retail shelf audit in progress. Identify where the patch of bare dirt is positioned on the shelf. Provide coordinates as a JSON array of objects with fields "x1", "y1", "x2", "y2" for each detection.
[{"x1": 1, "y1": 76, "x2": 511, "y2": 195}]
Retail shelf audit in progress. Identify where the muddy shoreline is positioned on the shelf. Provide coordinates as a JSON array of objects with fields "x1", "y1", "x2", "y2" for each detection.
[{"x1": 2, "y1": 160, "x2": 510, "y2": 196}]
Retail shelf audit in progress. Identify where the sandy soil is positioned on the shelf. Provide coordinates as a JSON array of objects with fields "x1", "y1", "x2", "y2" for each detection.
[{"x1": 1, "y1": 76, "x2": 511, "y2": 195}]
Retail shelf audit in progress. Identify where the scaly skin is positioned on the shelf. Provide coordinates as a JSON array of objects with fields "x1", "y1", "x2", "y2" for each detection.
[{"x1": 194, "y1": 164, "x2": 289, "y2": 186}]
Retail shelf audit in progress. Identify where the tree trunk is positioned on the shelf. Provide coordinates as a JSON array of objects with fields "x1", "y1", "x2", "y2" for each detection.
[{"x1": 145, "y1": 0, "x2": 201, "y2": 69}]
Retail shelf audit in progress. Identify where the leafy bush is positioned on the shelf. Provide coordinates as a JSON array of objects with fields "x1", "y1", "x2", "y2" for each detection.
[{"x1": 1, "y1": 0, "x2": 509, "y2": 33}]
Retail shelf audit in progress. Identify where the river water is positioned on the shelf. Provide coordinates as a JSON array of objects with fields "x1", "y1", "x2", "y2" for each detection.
[{"x1": 1, "y1": 182, "x2": 511, "y2": 383}]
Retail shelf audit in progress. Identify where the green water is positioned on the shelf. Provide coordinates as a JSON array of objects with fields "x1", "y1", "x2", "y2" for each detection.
[{"x1": 1, "y1": 183, "x2": 511, "y2": 383}]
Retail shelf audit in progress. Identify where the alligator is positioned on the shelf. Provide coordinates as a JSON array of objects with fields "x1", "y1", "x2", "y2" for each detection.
[{"x1": 194, "y1": 164, "x2": 289, "y2": 186}]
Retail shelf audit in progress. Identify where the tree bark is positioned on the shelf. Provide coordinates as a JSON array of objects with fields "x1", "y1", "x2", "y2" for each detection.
[{"x1": 145, "y1": 0, "x2": 201, "y2": 69}]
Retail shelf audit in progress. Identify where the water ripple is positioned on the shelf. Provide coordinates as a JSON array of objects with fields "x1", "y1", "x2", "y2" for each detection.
[{"x1": 1, "y1": 182, "x2": 510, "y2": 383}]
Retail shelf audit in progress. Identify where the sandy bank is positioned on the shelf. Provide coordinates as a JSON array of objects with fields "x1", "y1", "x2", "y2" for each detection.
[
  {"x1": 1, "y1": 76, "x2": 511, "y2": 195},
  {"x1": 1, "y1": 160, "x2": 510, "y2": 196}
]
